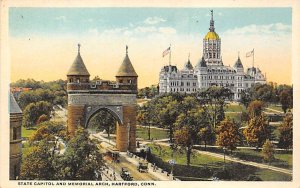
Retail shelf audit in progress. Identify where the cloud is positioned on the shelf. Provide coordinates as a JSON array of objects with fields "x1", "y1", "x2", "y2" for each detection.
[
  {"x1": 55, "y1": 16, "x2": 67, "y2": 22},
  {"x1": 223, "y1": 23, "x2": 291, "y2": 35},
  {"x1": 98, "y1": 27, "x2": 129, "y2": 35},
  {"x1": 158, "y1": 27, "x2": 176, "y2": 34},
  {"x1": 144, "y1": 17, "x2": 166, "y2": 25},
  {"x1": 88, "y1": 25, "x2": 177, "y2": 37},
  {"x1": 134, "y1": 26, "x2": 157, "y2": 33}
]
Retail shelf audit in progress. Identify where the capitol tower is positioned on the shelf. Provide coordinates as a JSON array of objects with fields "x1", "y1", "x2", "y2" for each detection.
[{"x1": 203, "y1": 10, "x2": 222, "y2": 66}]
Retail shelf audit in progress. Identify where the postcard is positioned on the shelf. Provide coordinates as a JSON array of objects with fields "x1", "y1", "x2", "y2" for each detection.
[{"x1": 1, "y1": 0, "x2": 300, "y2": 188}]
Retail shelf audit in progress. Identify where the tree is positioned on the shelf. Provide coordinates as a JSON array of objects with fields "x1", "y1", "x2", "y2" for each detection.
[
  {"x1": 253, "y1": 84, "x2": 274, "y2": 103},
  {"x1": 157, "y1": 96, "x2": 180, "y2": 143},
  {"x1": 29, "y1": 121, "x2": 67, "y2": 144},
  {"x1": 216, "y1": 118, "x2": 240, "y2": 153},
  {"x1": 58, "y1": 128, "x2": 103, "y2": 180},
  {"x1": 243, "y1": 114, "x2": 271, "y2": 148},
  {"x1": 247, "y1": 100, "x2": 265, "y2": 118},
  {"x1": 36, "y1": 114, "x2": 49, "y2": 124},
  {"x1": 137, "y1": 85, "x2": 158, "y2": 99},
  {"x1": 22, "y1": 101, "x2": 52, "y2": 128},
  {"x1": 262, "y1": 139, "x2": 275, "y2": 165},
  {"x1": 198, "y1": 86, "x2": 233, "y2": 129},
  {"x1": 198, "y1": 126, "x2": 214, "y2": 150},
  {"x1": 278, "y1": 112, "x2": 293, "y2": 150},
  {"x1": 240, "y1": 90, "x2": 251, "y2": 107},
  {"x1": 11, "y1": 78, "x2": 43, "y2": 89},
  {"x1": 21, "y1": 126, "x2": 103, "y2": 180},
  {"x1": 174, "y1": 106, "x2": 209, "y2": 166},
  {"x1": 20, "y1": 140, "x2": 57, "y2": 180},
  {"x1": 279, "y1": 89, "x2": 293, "y2": 113},
  {"x1": 17, "y1": 89, "x2": 55, "y2": 110}
]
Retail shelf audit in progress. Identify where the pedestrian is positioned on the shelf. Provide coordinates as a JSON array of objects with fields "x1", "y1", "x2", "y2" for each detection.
[{"x1": 153, "y1": 163, "x2": 156, "y2": 172}]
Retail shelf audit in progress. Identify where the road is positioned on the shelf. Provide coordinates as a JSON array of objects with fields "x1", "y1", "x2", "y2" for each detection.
[
  {"x1": 108, "y1": 155, "x2": 160, "y2": 181},
  {"x1": 91, "y1": 133, "x2": 169, "y2": 181},
  {"x1": 52, "y1": 105, "x2": 67, "y2": 122}
]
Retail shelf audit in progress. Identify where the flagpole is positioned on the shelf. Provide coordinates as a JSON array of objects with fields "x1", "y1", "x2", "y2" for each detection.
[
  {"x1": 253, "y1": 48, "x2": 255, "y2": 84},
  {"x1": 252, "y1": 48, "x2": 254, "y2": 68},
  {"x1": 169, "y1": 44, "x2": 171, "y2": 66}
]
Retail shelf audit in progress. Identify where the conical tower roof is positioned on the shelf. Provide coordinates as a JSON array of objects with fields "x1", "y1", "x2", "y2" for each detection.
[
  {"x1": 10, "y1": 93, "x2": 22, "y2": 114},
  {"x1": 234, "y1": 56, "x2": 244, "y2": 69},
  {"x1": 67, "y1": 44, "x2": 90, "y2": 76},
  {"x1": 183, "y1": 59, "x2": 193, "y2": 70},
  {"x1": 116, "y1": 46, "x2": 138, "y2": 77}
]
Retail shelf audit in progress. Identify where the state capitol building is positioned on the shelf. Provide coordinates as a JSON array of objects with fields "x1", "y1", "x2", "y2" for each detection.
[{"x1": 159, "y1": 10, "x2": 266, "y2": 100}]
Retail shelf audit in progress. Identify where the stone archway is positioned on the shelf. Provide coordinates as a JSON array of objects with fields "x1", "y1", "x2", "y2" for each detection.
[
  {"x1": 67, "y1": 93, "x2": 137, "y2": 152},
  {"x1": 66, "y1": 45, "x2": 138, "y2": 152}
]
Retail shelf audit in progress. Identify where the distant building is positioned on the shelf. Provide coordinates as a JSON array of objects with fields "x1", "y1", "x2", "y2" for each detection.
[
  {"x1": 10, "y1": 87, "x2": 32, "y2": 98},
  {"x1": 10, "y1": 93, "x2": 23, "y2": 180},
  {"x1": 159, "y1": 10, "x2": 266, "y2": 100}
]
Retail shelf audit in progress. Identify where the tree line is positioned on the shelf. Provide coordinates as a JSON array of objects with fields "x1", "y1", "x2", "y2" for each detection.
[
  {"x1": 11, "y1": 79, "x2": 67, "y2": 128},
  {"x1": 137, "y1": 84, "x2": 293, "y2": 166},
  {"x1": 240, "y1": 82, "x2": 293, "y2": 113}
]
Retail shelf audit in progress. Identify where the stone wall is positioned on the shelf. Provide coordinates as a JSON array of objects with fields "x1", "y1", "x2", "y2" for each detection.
[
  {"x1": 10, "y1": 114, "x2": 22, "y2": 180},
  {"x1": 67, "y1": 105, "x2": 85, "y2": 135},
  {"x1": 115, "y1": 105, "x2": 137, "y2": 152}
]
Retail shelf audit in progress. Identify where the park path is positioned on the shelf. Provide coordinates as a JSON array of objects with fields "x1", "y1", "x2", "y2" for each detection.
[
  {"x1": 146, "y1": 141, "x2": 292, "y2": 176},
  {"x1": 265, "y1": 107, "x2": 284, "y2": 114}
]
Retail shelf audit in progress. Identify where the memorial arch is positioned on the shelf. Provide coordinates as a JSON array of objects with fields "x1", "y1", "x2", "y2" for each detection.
[{"x1": 66, "y1": 44, "x2": 138, "y2": 152}]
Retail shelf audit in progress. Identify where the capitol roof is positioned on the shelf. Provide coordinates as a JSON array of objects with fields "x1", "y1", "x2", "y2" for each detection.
[
  {"x1": 233, "y1": 57, "x2": 244, "y2": 68},
  {"x1": 183, "y1": 59, "x2": 194, "y2": 70},
  {"x1": 204, "y1": 31, "x2": 220, "y2": 40}
]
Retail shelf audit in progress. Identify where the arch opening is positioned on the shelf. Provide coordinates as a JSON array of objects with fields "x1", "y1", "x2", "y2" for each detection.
[{"x1": 86, "y1": 108, "x2": 119, "y2": 144}]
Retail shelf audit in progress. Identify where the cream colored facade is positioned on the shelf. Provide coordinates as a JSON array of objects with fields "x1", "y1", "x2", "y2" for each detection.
[{"x1": 159, "y1": 10, "x2": 266, "y2": 100}]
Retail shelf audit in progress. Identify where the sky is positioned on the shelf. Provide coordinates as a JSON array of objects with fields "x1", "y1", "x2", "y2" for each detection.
[{"x1": 9, "y1": 8, "x2": 292, "y2": 88}]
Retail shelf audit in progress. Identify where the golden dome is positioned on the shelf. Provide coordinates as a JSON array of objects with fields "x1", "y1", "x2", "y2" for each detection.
[{"x1": 204, "y1": 31, "x2": 220, "y2": 40}]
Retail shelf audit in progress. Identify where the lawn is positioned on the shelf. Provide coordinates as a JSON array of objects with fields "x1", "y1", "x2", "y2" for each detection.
[
  {"x1": 22, "y1": 141, "x2": 34, "y2": 157},
  {"x1": 224, "y1": 112, "x2": 242, "y2": 122},
  {"x1": 136, "y1": 126, "x2": 168, "y2": 140},
  {"x1": 148, "y1": 143, "x2": 223, "y2": 167},
  {"x1": 255, "y1": 169, "x2": 292, "y2": 181},
  {"x1": 146, "y1": 143, "x2": 292, "y2": 181},
  {"x1": 225, "y1": 104, "x2": 246, "y2": 112},
  {"x1": 197, "y1": 147, "x2": 292, "y2": 170},
  {"x1": 21, "y1": 126, "x2": 37, "y2": 139}
]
